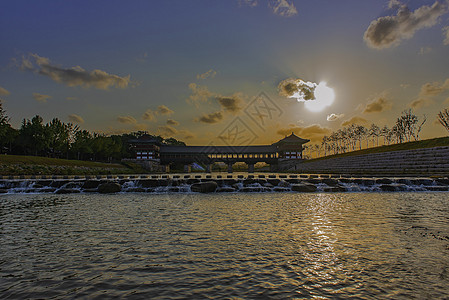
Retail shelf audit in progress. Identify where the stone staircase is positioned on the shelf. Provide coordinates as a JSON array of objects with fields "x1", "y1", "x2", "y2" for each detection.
[{"x1": 291, "y1": 146, "x2": 449, "y2": 176}]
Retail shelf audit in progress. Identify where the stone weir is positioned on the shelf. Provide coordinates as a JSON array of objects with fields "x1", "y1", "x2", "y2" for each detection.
[{"x1": 1, "y1": 173, "x2": 449, "y2": 194}]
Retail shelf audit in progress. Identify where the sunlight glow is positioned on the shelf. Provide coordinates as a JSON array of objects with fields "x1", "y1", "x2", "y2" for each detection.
[{"x1": 304, "y1": 81, "x2": 335, "y2": 112}]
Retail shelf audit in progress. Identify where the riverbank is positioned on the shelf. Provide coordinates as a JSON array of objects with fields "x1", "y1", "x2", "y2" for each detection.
[
  {"x1": 1, "y1": 173, "x2": 448, "y2": 194},
  {"x1": 0, "y1": 154, "x2": 146, "y2": 175}
]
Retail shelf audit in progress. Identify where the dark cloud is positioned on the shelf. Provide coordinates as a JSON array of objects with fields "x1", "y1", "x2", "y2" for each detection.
[
  {"x1": 0, "y1": 86, "x2": 10, "y2": 96},
  {"x1": 277, "y1": 124, "x2": 331, "y2": 142},
  {"x1": 217, "y1": 94, "x2": 243, "y2": 113},
  {"x1": 326, "y1": 113, "x2": 344, "y2": 121},
  {"x1": 20, "y1": 53, "x2": 130, "y2": 89},
  {"x1": 341, "y1": 116, "x2": 368, "y2": 126},
  {"x1": 269, "y1": 0, "x2": 298, "y2": 17},
  {"x1": 364, "y1": 1, "x2": 448, "y2": 49},
  {"x1": 194, "y1": 111, "x2": 223, "y2": 124},
  {"x1": 278, "y1": 78, "x2": 317, "y2": 101},
  {"x1": 363, "y1": 96, "x2": 392, "y2": 113},
  {"x1": 117, "y1": 115, "x2": 137, "y2": 124},
  {"x1": 68, "y1": 114, "x2": 84, "y2": 124},
  {"x1": 197, "y1": 69, "x2": 217, "y2": 80},
  {"x1": 166, "y1": 119, "x2": 179, "y2": 126},
  {"x1": 32, "y1": 93, "x2": 51, "y2": 103},
  {"x1": 157, "y1": 105, "x2": 174, "y2": 115}
]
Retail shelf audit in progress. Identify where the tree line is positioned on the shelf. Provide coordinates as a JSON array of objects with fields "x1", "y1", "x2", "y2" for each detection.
[
  {"x1": 305, "y1": 108, "x2": 449, "y2": 159},
  {"x1": 0, "y1": 102, "x2": 185, "y2": 162}
]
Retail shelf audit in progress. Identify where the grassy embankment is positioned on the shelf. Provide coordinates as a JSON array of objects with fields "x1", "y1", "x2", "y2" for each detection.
[
  {"x1": 0, "y1": 155, "x2": 146, "y2": 175},
  {"x1": 304, "y1": 136, "x2": 449, "y2": 163}
]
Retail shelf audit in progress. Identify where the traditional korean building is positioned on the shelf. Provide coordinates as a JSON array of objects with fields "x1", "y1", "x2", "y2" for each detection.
[{"x1": 128, "y1": 132, "x2": 309, "y2": 172}]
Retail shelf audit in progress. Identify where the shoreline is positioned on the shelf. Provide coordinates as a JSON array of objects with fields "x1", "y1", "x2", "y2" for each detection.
[{"x1": 1, "y1": 173, "x2": 449, "y2": 194}]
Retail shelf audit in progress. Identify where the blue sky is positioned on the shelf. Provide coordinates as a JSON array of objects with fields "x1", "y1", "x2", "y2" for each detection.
[{"x1": 1, "y1": 0, "x2": 449, "y2": 145}]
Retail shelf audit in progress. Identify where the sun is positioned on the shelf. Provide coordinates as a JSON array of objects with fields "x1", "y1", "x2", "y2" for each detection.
[{"x1": 304, "y1": 81, "x2": 335, "y2": 112}]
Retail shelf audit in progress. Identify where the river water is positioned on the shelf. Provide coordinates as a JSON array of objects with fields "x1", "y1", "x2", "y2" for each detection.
[{"x1": 1, "y1": 192, "x2": 449, "y2": 299}]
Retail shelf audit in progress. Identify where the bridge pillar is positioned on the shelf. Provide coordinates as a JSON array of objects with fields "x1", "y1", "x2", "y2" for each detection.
[
  {"x1": 227, "y1": 163, "x2": 233, "y2": 173},
  {"x1": 206, "y1": 164, "x2": 212, "y2": 173},
  {"x1": 183, "y1": 164, "x2": 191, "y2": 173},
  {"x1": 248, "y1": 163, "x2": 255, "y2": 173},
  {"x1": 163, "y1": 165, "x2": 170, "y2": 173}
]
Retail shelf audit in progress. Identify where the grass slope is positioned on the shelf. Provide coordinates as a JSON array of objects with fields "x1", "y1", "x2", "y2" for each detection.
[
  {"x1": 0, "y1": 155, "x2": 124, "y2": 168},
  {"x1": 305, "y1": 136, "x2": 449, "y2": 163},
  {"x1": 0, "y1": 155, "x2": 146, "y2": 175}
]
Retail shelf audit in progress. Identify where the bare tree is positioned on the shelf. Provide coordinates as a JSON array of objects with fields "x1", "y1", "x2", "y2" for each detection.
[{"x1": 438, "y1": 109, "x2": 449, "y2": 133}]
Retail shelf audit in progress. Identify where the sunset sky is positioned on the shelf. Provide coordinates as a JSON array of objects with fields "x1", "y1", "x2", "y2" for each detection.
[{"x1": 1, "y1": 0, "x2": 449, "y2": 146}]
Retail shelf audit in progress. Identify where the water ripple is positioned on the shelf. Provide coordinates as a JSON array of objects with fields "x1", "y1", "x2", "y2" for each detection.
[{"x1": 1, "y1": 192, "x2": 449, "y2": 298}]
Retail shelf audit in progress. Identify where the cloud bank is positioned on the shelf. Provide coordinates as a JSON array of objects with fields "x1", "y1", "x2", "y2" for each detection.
[
  {"x1": 364, "y1": 1, "x2": 448, "y2": 49},
  {"x1": 20, "y1": 53, "x2": 130, "y2": 89}
]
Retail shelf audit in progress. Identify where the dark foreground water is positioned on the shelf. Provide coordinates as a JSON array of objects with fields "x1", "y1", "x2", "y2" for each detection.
[{"x1": 1, "y1": 193, "x2": 449, "y2": 299}]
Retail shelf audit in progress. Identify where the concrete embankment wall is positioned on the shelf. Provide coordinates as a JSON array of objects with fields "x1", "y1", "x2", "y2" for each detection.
[{"x1": 292, "y1": 146, "x2": 449, "y2": 176}]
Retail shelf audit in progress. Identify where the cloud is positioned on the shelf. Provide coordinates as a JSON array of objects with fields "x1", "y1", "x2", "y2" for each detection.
[
  {"x1": 187, "y1": 83, "x2": 214, "y2": 106},
  {"x1": 32, "y1": 93, "x2": 51, "y2": 103},
  {"x1": 278, "y1": 78, "x2": 317, "y2": 101},
  {"x1": 326, "y1": 113, "x2": 345, "y2": 121},
  {"x1": 197, "y1": 69, "x2": 217, "y2": 80},
  {"x1": 277, "y1": 124, "x2": 331, "y2": 142},
  {"x1": 341, "y1": 116, "x2": 368, "y2": 126},
  {"x1": 142, "y1": 109, "x2": 156, "y2": 122},
  {"x1": 166, "y1": 119, "x2": 179, "y2": 126},
  {"x1": 419, "y1": 79, "x2": 449, "y2": 97},
  {"x1": 239, "y1": 0, "x2": 258, "y2": 7},
  {"x1": 400, "y1": 83, "x2": 410, "y2": 89},
  {"x1": 66, "y1": 97, "x2": 77, "y2": 101},
  {"x1": 194, "y1": 111, "x2": 223, "y2": 124},
  {"x1": 409, "y1": 98, "x2": 434, "y2": 109},
  {"x1": 0, "y1": 86, "x2": 10, "y2": 96},
  {"x1": 364, "y1": 1, "x2": 448, "y2": 49},
  {"x1": 419, "y1": 46, "x2": 433, "y2": 55},
  {"x1": 181, "y1": 130, "x2": 196, "y2": 139},
  {"x1": 157, "y1": 105, "x2": 174, "y2": 115},
  {"x1": 363, "y1": 95, "x2": 392, "y2": 113},
  {"x1": 20, "y1": 53, "x2": 130, "y2": 89},
  {"x1": 444, "y1": 26, "x2": 449, "y2": 45},
  {"x1": 269, "y1": 0, "x2": 298, "y2": 17},
  {"x1": 117, "y1": 115, "x2": 137, "y2": 124},
  {"x1": 68, "y1": 114, "x2": 84, "y2": 124},
  {"x1": 217, "y1": 94, "x2": 243, "y2": 113},
  {"x1": 158, "y1": 125, "x2": 177, "y2": 137}
]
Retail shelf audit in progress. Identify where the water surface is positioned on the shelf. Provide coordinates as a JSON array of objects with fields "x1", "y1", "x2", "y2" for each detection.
[{"x1": 1, "y1": 193, "x2": 449, "y2": 298}]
